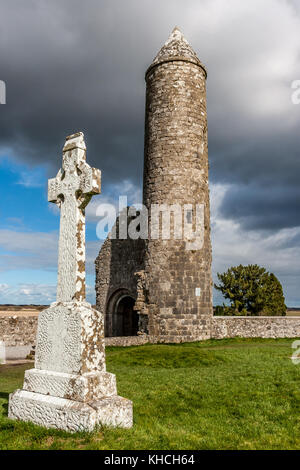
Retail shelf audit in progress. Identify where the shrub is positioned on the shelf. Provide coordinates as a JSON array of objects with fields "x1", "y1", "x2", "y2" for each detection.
[{"x1": 214, "y1": 264, "x2": 286, "y2": 316}]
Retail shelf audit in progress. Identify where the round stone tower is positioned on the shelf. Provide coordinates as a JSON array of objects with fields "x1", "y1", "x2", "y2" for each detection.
[{"x1": 137, "y1": 27, "x2": 213, "y2": 341}]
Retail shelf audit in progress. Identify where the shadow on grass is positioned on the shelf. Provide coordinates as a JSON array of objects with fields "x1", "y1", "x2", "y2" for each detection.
[{"x1": 0, "y1": 392, "x2": 9, "y2": 415}]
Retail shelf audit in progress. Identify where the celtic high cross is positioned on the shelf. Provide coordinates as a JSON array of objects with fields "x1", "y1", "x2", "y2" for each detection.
[
  {"x1": 48, "y1": 132, "x2": 101, "y2": 302},
  {"x1": 9, "y1": 131, "x2": 132, "y2": 431}
]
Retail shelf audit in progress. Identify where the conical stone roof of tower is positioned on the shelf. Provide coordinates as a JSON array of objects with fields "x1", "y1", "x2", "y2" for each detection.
[{"x1": 146, "y1": 27, "x2": 206, "y2": 76}]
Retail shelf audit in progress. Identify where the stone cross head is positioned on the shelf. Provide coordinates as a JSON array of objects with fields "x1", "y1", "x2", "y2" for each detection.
[{"x1": 48, "y1": 132, "x2": 101, "y2": 302}]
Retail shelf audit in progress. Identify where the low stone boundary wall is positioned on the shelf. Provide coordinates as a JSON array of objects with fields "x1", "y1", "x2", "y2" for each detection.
[
  {"x1": 0, "y1": 315, "x2": 38, "y2": 347},
  {"x1": 1, "y1": 315, "x2": 300, "y2": 359},
  {"x1": 211, "y1": 316, "x2": 300, "y2": 339},
  {"x1": 105, "y1": 335, "x2": 150, "y2": 347}
]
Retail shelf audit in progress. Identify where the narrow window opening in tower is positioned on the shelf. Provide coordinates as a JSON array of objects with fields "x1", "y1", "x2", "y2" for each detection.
[{"x1": 186, "y1": 210, "x2": 193, "y2": 224}]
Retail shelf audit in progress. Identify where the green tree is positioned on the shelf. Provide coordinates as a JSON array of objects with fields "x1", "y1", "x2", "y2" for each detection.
[{"x1": 214, "y1": 264, "x2": 286, "y2": 316}]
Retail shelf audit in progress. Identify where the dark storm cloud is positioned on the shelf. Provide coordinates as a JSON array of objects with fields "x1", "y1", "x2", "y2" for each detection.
[
  {"x1": 0, "y1": 0, "x2": 158, "y2": 185},
  {"x1": 220, "y1": 183, "x2": 300, "y2": 231},
  {"x1": 1, "y1": 0, "x2": 300, "y2": 230}
]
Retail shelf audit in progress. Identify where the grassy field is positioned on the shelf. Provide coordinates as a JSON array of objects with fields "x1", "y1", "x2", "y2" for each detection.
[{"x1": 0, "y1": 338, "x2": 299, "y2": 450}]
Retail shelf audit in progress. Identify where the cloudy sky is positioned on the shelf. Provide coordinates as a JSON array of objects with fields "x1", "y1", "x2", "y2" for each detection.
[{"x1": 0, "y1": 0, "x2": 300, "y2": 306}]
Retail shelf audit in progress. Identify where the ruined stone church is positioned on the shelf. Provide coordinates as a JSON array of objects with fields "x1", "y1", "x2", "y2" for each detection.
[{"x1": 95, "y1": 28, "x2": 213, "y2": 342}]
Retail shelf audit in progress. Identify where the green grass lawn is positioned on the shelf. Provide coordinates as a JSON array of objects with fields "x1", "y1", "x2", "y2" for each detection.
[{"x1": 0, "y1": 338, "x2": 299, "y2": 450}]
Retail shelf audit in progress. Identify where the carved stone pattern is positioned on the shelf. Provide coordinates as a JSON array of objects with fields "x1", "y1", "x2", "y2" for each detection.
[
  {"x1": 8, "y1": 390, "x2": 133, "y2": 432},
  {"x1": 35, "y1": 303, "x2": 106, "y2": 374},
  {"x1": 23, "y1": 369, "x2": 117, "y2": 402}
]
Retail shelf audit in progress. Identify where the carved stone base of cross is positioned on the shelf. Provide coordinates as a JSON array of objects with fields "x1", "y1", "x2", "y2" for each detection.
[
  {"x1": 8, "y1": 133, "x2": 133, "y2": 432},
  {"x1": 9, "y1": 301, "x2": 132, "y2": 431}
]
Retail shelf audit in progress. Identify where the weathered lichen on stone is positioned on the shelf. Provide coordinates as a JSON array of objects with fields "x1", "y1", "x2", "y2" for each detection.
[
  {"x1": 146, "y1": 27, "x2": 206, "y2": 76},
  {"x1": 23, "y1": 368, "x2": 117, "y2": 402},
  {"x1": 48, "y1": 132, "x2": 101, "y2": 303},
  {"x1": 34, "y1": 302, "x2": 106, "y2": 374},
  {"x1": 8, "y1": 132, "x2": 133, "y2": 431}
]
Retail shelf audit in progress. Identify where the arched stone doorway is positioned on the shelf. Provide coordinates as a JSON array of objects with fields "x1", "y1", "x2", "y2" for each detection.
[
  {"x1": 114, "y1": 296, "x2": 139, "y2": 337},
  {"x1": 106, "y1": 289, "x2": 139, "y2": 337}
]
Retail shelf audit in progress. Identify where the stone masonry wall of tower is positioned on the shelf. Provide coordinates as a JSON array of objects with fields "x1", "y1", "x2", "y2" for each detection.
[{"x1": 135, "y1": 28, "x2": 213, "y2": 341}]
